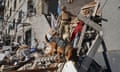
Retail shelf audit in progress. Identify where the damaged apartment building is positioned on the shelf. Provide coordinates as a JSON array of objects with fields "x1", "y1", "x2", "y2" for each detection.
[{"x1": 3, "y1": 0, "x2": 52, "y2": 47}]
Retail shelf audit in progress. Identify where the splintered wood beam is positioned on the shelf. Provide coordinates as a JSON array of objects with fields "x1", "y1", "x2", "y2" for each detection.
[
  {"x1": 92, "y1": 0, "x2": 100, "y2": 17},
  {"x1": 77, "y1": 14, "x2": 102, "y2": 33}
]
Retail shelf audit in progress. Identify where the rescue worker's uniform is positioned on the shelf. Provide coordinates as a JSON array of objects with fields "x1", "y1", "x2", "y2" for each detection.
[{"x1": 58, "y1": 6, "x2": 75, "y2": 41}]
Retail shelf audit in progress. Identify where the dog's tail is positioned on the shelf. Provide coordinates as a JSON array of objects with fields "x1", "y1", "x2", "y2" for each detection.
[{"x1": 45, "y1": 34, "x2": 49, "y2": 43}]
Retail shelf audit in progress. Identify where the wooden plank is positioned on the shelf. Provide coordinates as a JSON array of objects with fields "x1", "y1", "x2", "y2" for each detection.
[
  {"x1": 77, "y1": 25, "x2": 87, "y2": 56},
  {"x1": 81, "y1": 1, "x2": 96, "y2": 10}
]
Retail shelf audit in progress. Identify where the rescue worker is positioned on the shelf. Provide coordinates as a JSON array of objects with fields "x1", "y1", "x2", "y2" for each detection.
[{"x1": 57, "y1": 6, "x2": 76, "y2": 41}]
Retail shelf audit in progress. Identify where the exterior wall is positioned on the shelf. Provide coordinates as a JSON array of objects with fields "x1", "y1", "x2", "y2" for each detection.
[
  {"x1": 101, "y1": 0, "x2": 120, "y2": 51},
  {"x1": 28, "y1": 15, "x2": 49, "y2": 47},
  {"x1": 4, "y1": 0, "x2": 27, "y2": 21},
  {"x1": 95, "y1": 0, "x2": 120, "y2": 71}
]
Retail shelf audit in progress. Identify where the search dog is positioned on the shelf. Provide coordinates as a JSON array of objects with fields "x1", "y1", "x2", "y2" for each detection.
[{"x1": 45, "y1": 35, "x2": 73, "y2": 62}]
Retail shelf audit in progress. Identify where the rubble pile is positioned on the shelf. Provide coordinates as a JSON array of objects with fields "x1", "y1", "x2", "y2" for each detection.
[{"x1": 0, "y1": 0, "x2": 106, "y2": 72}]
